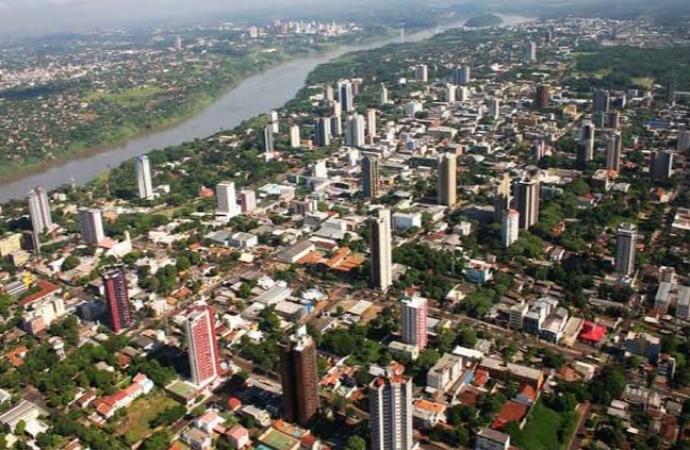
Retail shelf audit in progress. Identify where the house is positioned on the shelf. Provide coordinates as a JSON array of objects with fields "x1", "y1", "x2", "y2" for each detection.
[
  {"x1": 413, "y1": 399, "x2": 447, "y2": 429},
  {"x1": 182, "y1": 428, "x2": 212, "y2": 450},
  {"x1": 0, "y1": 400, "x2": 43, "y2": 433},
  {"x1": 195, "y1": 410, "x2": 226, "y2": 434},
  {"x1": 475, "y1": 427, "x2": 510, "y2": 450},
  {"x1": 226, "y1": 425, "x2": 250, "y2": 449},
  {"x1": 240, "y1": 405, "x2": 272, "y2": 427}
]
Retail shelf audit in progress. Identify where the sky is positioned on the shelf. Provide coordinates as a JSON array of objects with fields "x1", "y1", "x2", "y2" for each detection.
[{"x1": 0, "y1": 0, "x2": 400, "y2": 35}]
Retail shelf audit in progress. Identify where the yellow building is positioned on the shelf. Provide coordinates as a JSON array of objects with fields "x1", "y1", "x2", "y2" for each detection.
[{"x1": 0, "y1": 234, "x2": 22, "y2": 258}]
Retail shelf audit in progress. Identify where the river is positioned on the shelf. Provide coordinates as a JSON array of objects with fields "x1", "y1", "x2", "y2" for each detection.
[{"x1": 0, "y1": 15, "x2": 530, "y2": 202}]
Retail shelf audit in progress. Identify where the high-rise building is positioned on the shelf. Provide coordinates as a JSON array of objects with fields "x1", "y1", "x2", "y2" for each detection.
[
  {"x1": 535, "y1": 84, "x2": 550, "y2": 109},
  {"x1": 525, "y1": 41, "x2": 537, "y2": 62},
  {"x1": 216, "y1": 181, "x2": 240, "y2": 218},
  {"x1": 678, "y1": 130, "x2": 690, "y2": 152},
  {"x1": 185, "y1": 305, "x2": 221, "y2": 388},
  {"x1": 665, "y1": 78, "x2": 676, "y2": 105},
  {"x1": 414, "y1": 64, "x2": 428, "y2": 83},
  {"x1": 311, "y1": 160, "x2": 328, "y2": 179},
  {"x1": 78, "y1": 207, "x2": 105, "y2": 245},
  {"x1": 446, "y1": 84, "x2": 457, "y2": 104},
  {"x1": 502, "y1": 209, "x2": 520, "y2": 248},
  {"x1": 592, "y1": 112, "x2": 606, "y2": 129},
  {"x1": 369, "y1": 373, "x2": 414, "y2": 450},
  {"x1": 369, "y1": 208, "x2": 392, "y2": 291},
  {"x1": 102, "y1": 265, "x2": 133, "y2": 333},
  {"x1": 380, "y1": 84, "x2": 389, "y2": 105},
  {"x1": 367, "y1": 109, "x2": 377, "y2": 141},
  {"x1": 514, "y1": 178, "x2": 540, "y2": 230},
  {"x1": 270, "y1": 110, "x2": 279, "y2": 133},
  {"x1": 361, "y1": 155, "x2": 380, "y2": 199},
  {"x1": 325, "y1": 85, "x2": 334, "y2": 102},
  {"x1": 263, "y1": 125, "x2": 274, "y2": 153},
  {"x1": 606, "y1": 131, "x2": 623, "y2": 173},
  {"x1": 401, "y1": 295, "x2": 428, "y2": 349},
  {"x1": 437, "y1": 153, "x2": 457, "y2": 207},
  {"x1": 290, "y1": 125, "x2": 301, "y2": 148},
  {"x1": 494, "y1": 173, "x2": 512, "y2": 224},
  {"x1": 615, "y1": 223, "x2": 638, "y2": 277},
  {"x1": 576, "y1": 120, "x2": 596, "y2": 170},
  {"x1": 279, "y1": 326, "x2": 319, "y2": 426},
  {"x1": 455, "y1": 66, "x2": 471, "y2": 86},
  {"x1": 26, "y1": 187, "x2": 53, "y2": 233},
  {"x1": 593, "y1": 89, "x2": 610, "y2": 114},
  {"x1": 338, "y1": 80, "x2": 354, "y2": 112},
  {"x1": 314, "y1": 118, "x2": 331, "y2": 147},
  {"x1": 458, "y1": 86, "x2": 470, "y2": 102},
  {"x1": 330, "y1": 100, "x2": 342, "y2": 118},
  {"x1": 607, "y1": 111, "x2": 621, "y2": 129},
  {"x1": 135, "y1": 155, "x2": 154, "y2": 200},
  {"x1": 346, "y1": 114, "x2": 366, "y2": 148},
  {"x1": 489, "y1": 98, "x2": 500, "y2": 119},
  {"x1": 240, "y1": 190, "x2": 257, "y2": 214},
  {"x1": 330, "y1": 115, "x2": 343, "y2": 136},
  {"x1": 651, "y1": 150, "x2": 674, "y2": 181}
]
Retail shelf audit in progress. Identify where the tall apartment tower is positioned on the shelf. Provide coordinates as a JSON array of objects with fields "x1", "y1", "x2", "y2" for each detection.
[
  {"x1": 502, "y1": 209, "x2": 520, "y2": 248},
  {"x1": 26, "y1": 186, "x2": 53, "y2": 234},
  {"x1": 314, "y1": 118, "x2": 331, "y2": 147},
  {"x1": 367, "y1": 109, "x2": 377, "y2": 141},
  {"x1": 576, "y1": 120, "x2": 596, "y2": 170},
  {"x1": 401, "y1": 295, "x2": 428, "y2": 349},
  {"x1": 446, "y1": 84, "x2": 457, "y2": 104},
  {"x1": 102, "y1": 265, "x2": 133, "y2": 333},
  {"x1": 369, "y1": 208, "x2": 393, "y2": 291},
  {"x1": 525, "y1": 41, "x2": 537, "y2": 61},
  {"x1": 279, "y1": 326, "x2": 320, "y2": 426},
  {"x1": 240, "y1": 190, "x2": 257, "y2": 214},
  {"x1": 361, "y1": 155, "x2": 380, "y2": 199},
  {"x1": 78, "y1": 207, "x2": 105, "y2": 245},
  {"x1": 330, "y1": 115, "x2": 343, "y2": 137},
  {"x1": 135, "y1": 155, "x2": 154, "y2": 200},
  {"x1": 593, "y1": 89, "x2": 610, "y2": 114},
  {"x1": 437, "y1": 153, "x2": 457, "y2": 207},
  {"x1": 514, "y1": 178, "x2": 540, "y2": 230},
  {"x1": 606, "y1": 131, "x2": 623, "y2": 173},
  {"x1": 338, "y1": 80, "x2": 354, "y2": 112},
  {"x1": 185, "y1": 305, "x2": 221, "y2": 388},
  {"x1": 263, "y1": 125, "x2": 274, "y2": 153},
  {"x1": 330, "y1": 100, "x2": 342, "y2": 118},
  {"x1": 615, "y1": 223, "x2": 638, "y2": 277},
  {"x1": 380, "y1": 84, "x2": 389, "y2": 105},
  {"x1": 346, "y1": 114, "x2": 366, "y2": 148},
  {"x1": 651, "y1": 150, "x2": 674, "y2": 181},
  {"x1": 369, "y1": 374, "x2": 414, "y2": 450},
  {"x1": 269, "y1": 110, "x2": 280, "y2": 133},
  {"x1": 536, "y1": 84, "x2": 551, "y2": 109},
  {"x1": 493, "y1": 173, "x2": 512, "y2": 224},
  {"x1": 455, "y1": 66, "x2": 471, "y2": 86},
  {"x1": 216, "y1": 182, "x2": 239, "y2": 218},
  {"x1": 414, "y1": 64, "x2": 428, "y2": 83},
  {"x1": 678, "y1": 130, "x2": 690, "y2": 152},
  {"x1": 290, "y1": 125, "x2": 301, "y2": 148}
]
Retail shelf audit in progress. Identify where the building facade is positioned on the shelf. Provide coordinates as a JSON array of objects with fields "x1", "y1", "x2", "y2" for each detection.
[
  {"x1": 185, "y1": 305, "x2": 221, "y2": 388},
  {"x1": 279, "y1": 327, "x2": 320, "y2": 426},
  {"x1": 370, "y1": 374, "x2": 414, "y2": 450},
  {"x1": 102, "y1": 265, "x2": 133, "y2": 333}
]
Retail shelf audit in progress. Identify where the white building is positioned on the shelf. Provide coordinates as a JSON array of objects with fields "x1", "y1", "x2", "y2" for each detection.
[
  {"x1": 135, "y1": 155, "x2": 154, "y2": 200},
  {"x1": 392, "y1": 212, "x2": 422, "y2": 231},
  {"x1": 27, "y1": 187, "x2": 53, "y2": 233},
  {"x1": 369, "y1": 374, "x2": 415, "y2": 450},
  {"x1": 369, "y1": 209, "x2": 393, "y2": 291},
  {"x1": 290, "y1": 125, "x2": 301, "y2": 148},
  {"x1": 501, "y1": 209, "x2": 519, "y2": 248},
  {"x1": 426, "y1": 353, "x2": 463, "y2": 391},
  {"x1": 216, "y1": 181, "x2": 240, "y2": 219},
  {"x1": 401, "y1": 295, "x2": 428, "y2": 350},
  {"x1": 346, "y1": 114, "x2": 366, "y2": 148},
  {"x1": 475, "y1": 428, "x2": 510, "y2": 450}
]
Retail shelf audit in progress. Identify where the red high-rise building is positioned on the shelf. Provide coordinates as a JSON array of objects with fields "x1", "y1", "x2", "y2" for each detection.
[
  {"x1": 102, "y1": 265, "x2": 132, "y2": 333},
  {"x1": 280, "y1": 327, "x2": 319, "y2": 425},
  {"x1": 185, "y1": 305, "x2": 221, "y2": 388}
]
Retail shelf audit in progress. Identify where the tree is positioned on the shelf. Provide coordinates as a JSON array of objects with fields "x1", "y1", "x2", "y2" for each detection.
[
  {"x1": 344, "y1": 436, "x2": 367, "y2": 450},
  {"x1": 14, "y1": 420, "x2": 26, "y2": 435},
  {"x1": 61, "y1": 255, "x2": 80, "y2": 272}
]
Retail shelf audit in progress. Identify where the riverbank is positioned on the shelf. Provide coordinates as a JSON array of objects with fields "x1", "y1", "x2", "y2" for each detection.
[{"x1": 0, "y1": 30, "x2": 400, "y2": 185}]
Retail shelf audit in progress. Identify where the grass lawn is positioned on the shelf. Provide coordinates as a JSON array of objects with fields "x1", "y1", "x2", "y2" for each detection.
[
  {"x1": 631, "y1": 77, "x2": 655, "y2": 88},
  {"x1": 117, "y1": 389, "x2": 180, "y2": 444},
  {"x1": 510, "y1": 399, "x2": 579, "y2": 450}
]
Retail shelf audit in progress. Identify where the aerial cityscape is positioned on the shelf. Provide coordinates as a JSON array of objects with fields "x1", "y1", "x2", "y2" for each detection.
[{"x1": 0, "y1": 0, "x2": 690, "y2": 449}]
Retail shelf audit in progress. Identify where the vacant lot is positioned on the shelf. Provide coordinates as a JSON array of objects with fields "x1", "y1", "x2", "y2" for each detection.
[{"x1": 117, "y1": 389, "x2": 179, "y2": 444}]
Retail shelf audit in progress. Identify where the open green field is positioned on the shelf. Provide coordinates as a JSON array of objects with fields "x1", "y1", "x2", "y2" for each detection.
[
  {"x1": 117, "y1": 389, "x2": 179, "y2": 444},
  {"x1": 85, "y1": 86, "x2": 165, "y2": 105},
  {"x1": 509, "y1": 399, "x2": 579, "y2": 450}
]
